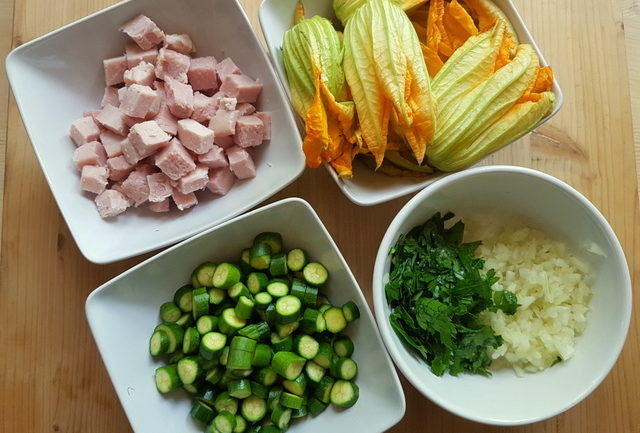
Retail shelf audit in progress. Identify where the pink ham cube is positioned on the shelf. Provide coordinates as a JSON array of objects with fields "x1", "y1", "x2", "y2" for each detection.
[
  {"x1": 178, "y1": 165, "x2": 209, "y2": 194},
  {"x1": 191, "y1": 92, "x2": 217, "y2": 123},
  {"x1": 209, "y1": 109, "x2": 239, "y2": 137},
  {"x1": 164, "y1": 77, "x2": 194, "y2": 119},
  {"x1": 80, "y1": 165, "x2": 109, "y2": 194},
  {"x1": 121, "y1": 168, "x2": 151, "y2": 207},
  {"x1": 83, "y1": 110, "x2": 101, "y2": 123},
  {"x1": 101, "y1": 86, "x2": 120, "y2": 108},
  {"x1": 233, "y1": 115, "x2": 265, "y2": 148},
  {"x1": 125, "y1": 43, "x2": 158, "y2": 68},
  {"x1": 216, "y1": 57, "x2": 241, "y2": 82},
  {"x1": 148, "y1": 198, "x2": 170, "y2": 212},
  {"x1": 73, "y1": 141, "x2": 107, "y2": 170},
  {"x1": 95, "y1": 104, "x2": 128, "y2": 136},
  {"x1": 172, "y1": 190, "x2": 198, "y2": 211},
  {"x1": 103, "y1": 56, "x2": 127, "y2": 86},
  {"x1": 120, "y1": 14, "x2": 164, "y2": 50},
  {"x1": 214, "y1": 134, "x2": 234, "y2": 149},
  {"x1": 220, "y1": 74, "x2": 263, "y2": 103},
  {"x1": 177, "y1": 119, "x2": 214, "y2": 154},
  {"x1": 188, "y1": 57, "x2": 218, "y2": 91},
  {"x1": 70, "y1": 116, "x2": 101, "y2": 146},
  {"x1": 226, "y1": 146, "x2": 256, "y2": 180},
  {"x1": 100, "y1": 130, "x2": 126, "y2": 158},
  {"x1": 206, "y1": 167, "x2": 236, "y2": 196},
  {"x1": 198, "y1": 145, "x2": 228, "y2": 168},
  {"x1": 155, "y1": 138, "x2": 196, "y2": 180},
  {"x1": 110, "y1": 182, "x2": 134, "y2": 207},
  {"x1": 121, "y1": 138, "x2": 143, "y2": 165},
  {"x1": 119, "y1": 84, "x2": 158, "y2": 119},
  {"x1": 123, "y1": 61, "x2": 156, "y2": 87},
  {"x1": 147, "y1": 172, "x2": 174, "y2": 202},
  {"x1": 156, "y1": 47, "x2": 191, "y2": 83},
  {"x1": 154, "y1": 103, "x2": 178, "y2": 136},
  {"x1": 95, "y1": 189, "x2": 130, "y2": 218},
  {"x1": 128, "y1": 120, "x2": 171, "y2": 157},
  {"x1": 219, "y1": 97, "x2": 237, "y2": 111},
  {"x1": 236, "y1": 103, "x2": 256, "y2": 116},
  {"x1": 123, "y1": 114, "x2": 146, "y2": 128},
  {"x1": 255, "y1": 112, "x2": 271, "y2": 140},
  {"x1": 107, "y1": 155, "x2": 136, "y2": 182},
  {"x1": 164, "y1": 33, "x2": 195, "y2": 54}
]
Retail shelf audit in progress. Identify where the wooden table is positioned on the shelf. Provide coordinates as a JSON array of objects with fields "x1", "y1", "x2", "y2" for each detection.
[{"x1": 1, "y1": 0, "x2": 638, "y2": 432}]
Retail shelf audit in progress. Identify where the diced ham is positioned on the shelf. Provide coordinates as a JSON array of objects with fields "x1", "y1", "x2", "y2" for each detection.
[
  {"x1": 154, "y1": 103, "x2": 179, "y2": 135},
  {"x1": 191, "y1": 92, "x2": 217, "y2": 123},
  {"x1": 234, "y1": 115, "x2": 265, "y2": 148},
  {"x1": 119, "y1": 14, "x2": 164, "y2": 50},
  {"x1": 206, "y1": 167, "x2": 236, "y2": 196},
  {"x1": 188, "y1": 56, "x2": 218, "y2": 91},
  {"x1": 73, "y1": 141, "x2": 107, "y2": 170},
  {"x1": 119, "y1": 84, "x2": 159, "y2": 119},
  {"x1": 220, "y1": 74, "x2": 263, "y2": 103},
  {"x1": 164, "y1": 77, "x2": 194, "y2": 118},
  {"x1": 125, "y1": 43, "x2": 158, "y2": 68},
  {"x1": 80, "y1": 165, "x2": 109, "y2": 194},
  {"x1": 178, "y1": 165, "x2": 209, "y2": 194},
  {"x1": 236, "y1": 103, "x2": 256, "y2": 116},
  {"x1": 147, "y1": 172, "x2": 174, "y2": 202},
  {"x1": 107, "y1": 155, "x2": 136, "y2": 182},
  {"x1": 148, "y1": 198, "x2": 170, "y2": 212},
  {"x1": 101, "y1": 86, "x2": 120, "y2": 108},
  {"x1": 209, "y1": 109, "x2": 239, "y2": 137},
  {"x1": 128, "y1": 120, "x2": 171, "y2": 158},
  {"x1": 172, "y1": 190, "x2": 198, "y2": 211},
  {"x1": 177, "y1": 119, "x2": 214, "y2": 154},
  {"x1": 198, "y1": 145, "x2": 228, "y2": 168},
  {"x1": 214, "y1": 134, "x2": 234, "y2": 149},
  {"x1": 164, "y1": 33, "x2": 195, "y2": 54},
  {"x1": 226, "y1": 146, "x2": 256, "y2": 179},
  {"x1": 121, "y1": 168, "x2": 151, "y2": 206},
  {"x1": 100, "y1": 130, "x2": 126, "y2": 158},
  {"x1": 219, "y1": 97, "x2": 237, "y2": 111},
  {"x1": 121, "y1": 137, "x2": 143, "y2": 165},
  {"x1": 255, "y1": 112, "x2": 271, "y2": 140},
  {"x1": 215, "y1": 57, "x2": 241, "y2": 82},
  {"x1": 123, "y1": 61, "x2": 156, "y2": 87},
  {"x1": 83, "y1": 110, "x2": 101, "y2": 123},
  {"x1": 155, "y1": 138, "x2": 196, "y2": 180},
  {"x1": 95, "y1": 189, "x2": 130, "y2": 218},
  {"x1": 70, "y1": 116, "x2": 101, "y2": 146},
  {"x1": 123, "y1": 114, "x2": 145, "y2": 128},
  {"x1": 95, "y1": 104, "x2": 129, "y2": 136},
  {"x1": 156, "y1": 47, "x2": 191, "y2": 83},
  {"x1": 103, "y1": 55, "x2": 127, "y2": 86},
  {"x1": 146, "y1": 90, "x2": 163, "y2": 119}
]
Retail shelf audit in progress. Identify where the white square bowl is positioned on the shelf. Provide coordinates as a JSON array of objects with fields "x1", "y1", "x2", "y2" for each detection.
[
  {"x1": 86, "y1": 197, "x2": 405, "y2": 433},
  {"x1": 5, "y1": 0, "x2": 305, "y2": 264},
  {"x1": 259, "y1": 0, "x2": 564, "y2": 206}
]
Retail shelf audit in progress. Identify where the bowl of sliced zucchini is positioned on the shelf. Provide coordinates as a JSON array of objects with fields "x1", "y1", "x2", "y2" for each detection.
[{"x1": 86, "y1": 198, "x2": 405, "y2": 433}]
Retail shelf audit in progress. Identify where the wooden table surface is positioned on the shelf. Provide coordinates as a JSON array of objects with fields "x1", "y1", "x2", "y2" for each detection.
[{"x1": 1, "y1": 0, "x2": 639, "y2": 432}]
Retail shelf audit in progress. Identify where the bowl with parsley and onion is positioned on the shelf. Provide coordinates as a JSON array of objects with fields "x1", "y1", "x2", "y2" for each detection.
[{"x1": 372, "y1": 165, "x2": 631, "y2": 425}]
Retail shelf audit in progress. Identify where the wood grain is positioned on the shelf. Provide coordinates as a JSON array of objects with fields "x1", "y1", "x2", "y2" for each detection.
[
  {"x1": 1, "y1": 0, "x2": 639, "y2": 433},
  {"x1": 624, "y1": 0, "x2": 640, "y2": 192}
]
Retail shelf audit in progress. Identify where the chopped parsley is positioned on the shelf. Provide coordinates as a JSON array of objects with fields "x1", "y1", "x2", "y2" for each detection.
[{"x1": 385, "y1": 212, "x2": 519, "y2": 376}]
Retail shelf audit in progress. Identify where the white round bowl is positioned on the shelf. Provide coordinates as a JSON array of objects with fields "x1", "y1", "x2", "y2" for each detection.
[{"x1": 373, "y1": 165, "x2": 632, "y2": 425}]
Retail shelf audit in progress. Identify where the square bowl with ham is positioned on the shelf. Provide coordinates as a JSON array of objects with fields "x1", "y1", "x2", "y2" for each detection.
[{"x1": 6, "y1": 0, "x2": 304, "y2": 264}]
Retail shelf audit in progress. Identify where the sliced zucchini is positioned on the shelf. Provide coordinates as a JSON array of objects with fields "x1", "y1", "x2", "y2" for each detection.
[
  {"x1": 313, "y1": 375, "x2": 335, "y2": 404},
  {"x1": 174, "y1": 285, "x2": 194, "y2": 313},
  {"x1": 307, "y1": 397, "x2": 328, "y2": 416},
  {"x1": 238, "y1": 322, "x2": 270, "y2": 342},
  {"x1": 270, "y1": 333, "x2": 293, "y2": 353},
  {"x1": 251, "y1": 343, "x2": 273, "y2": 367},
  {"x1": 154, "y1": 322, "x2": 185, "y2": 354},
  {"x1": 271, "y1": 351, "x2": 306, "y2": 381},
  {"x1": 228, "y1": 282, "x2": 251, "y2": 300},
  {"x1": 270, "y1": 404, "x2": 291, "y2": 430},
  {"x1": 304, "y1": 360, "x2": 325, "y2": 383},
  {"x1": 205, "y1": 366, "x2": 225, "y2": 385},
  {"x1": 214, "y1": 392, "x2": 239, "y2": 415},
  {"x1": 235, "y1": 296, "x2": 255, "y2": 320},
  {"x1": 228, "y1": 379, "x2": 252, "y2": 399},
  {"x1": 293, "y1": 334, "x2": 319, "y2": 360},
  {"x1": 182, "y1": 327, "x2": 201, "y2": 354},
  {"x1": 302, "y1": 262, "x2": 328, "y2": 286},
  {"x1": 333, "y1": 335, "x2": 355, "y2": 358},
  {"x1": 342, "y1": 301, "x2": 360, "y2": 322},
  {"x1": 330, "y1": 357, "x2": 358, "y2": 381},
  {"x1": 286, "y1": 248, "x2": 308, "y2": 272},
  {"x1": 149, "y1": 329, "x2": 169, "y2": 356},
  {"x1": 249, "y1": 243, "x2": 271, "y2": 270},
  {"x1": 192, "y1": 287, "x2": 210, "y2": 319},
  {"x1": 159, "y1": 301, "x2": 182, "y2": 323},
  {"x1": 312, "y1": 342, "x2": 334, "y2": 369},
  {"x1": 197, "y1": 315, "x2": 219, "y2": 335},
  {"x1": 194, "y1": 262, "x2": 217, "y2": 288},
  {"x1": 241, "y1": 395, "x2": 267, "y2": 423},
  {"x1": 247, "y1": 272, "x2": 269, "y2": 294},
  {"x1": 324, "y1": 307, "x2": 347, "y2": 333},
  {"x1": 213, "y1": 410, "x2": 237, "y2": 433},
  {"x1": 329, "y1": 380, "x2": 359, "y2": 408},
  {"x1": 200, "y1": 331, "x2": 227, "y2": 361},
  {"x1": 155, "y1": 364, "x2": 182, "y2": 393},
  {"x1": 253, "y1": 232, "x2": 283, "y2": 254},
  {"x1": 282, "y1": 372, "x2": 308, "y2": 396},
  {"x1": 275, "y1": 295, "x2": 301, "y2": 324},
  {"x1": 190, "y1": 399, "x2": 216, "y2": 424},
  {"x1": 269, "y1": 253, "x2": 288, "y2": 277},
  {"x1": 254, "y1": 366, "x2": 278, "y2": 386},
  {"x1": 209, "y1": 288, "x2": 227, "y2": 305},
  {"x1": 213, "y1": 263, "x2": 242, "y2": 289},
  {"x1": 219, "y1": 308, "x2": 247, "y2": 335},
  {"x1": 266, "y1": 279, "x2": 289, "y2": 298}
]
